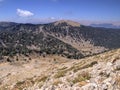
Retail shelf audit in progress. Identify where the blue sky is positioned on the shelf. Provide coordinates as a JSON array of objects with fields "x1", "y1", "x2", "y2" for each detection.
[{"x1": 0, "y1": 0, "x2": 120, "y2": 25}]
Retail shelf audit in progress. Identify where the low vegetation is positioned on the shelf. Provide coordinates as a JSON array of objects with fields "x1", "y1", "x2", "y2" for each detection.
[
  {"x1": 36, "y1": 76, "x2": 48, "y2": 83},
  {"x1": 54, "y1": 70, "x2": 67, "y2": 78},
  {"x1": 72, "y1": 72, "x2": 91, "y2": 84},
  {"x1": 53, "y1": 79, "x2": 62, "y2": 86},
  {"x1": 69, "y1": 61, "x2": 98, "y2": 72},
  {"x1": 115, "y1": 76, "x2": 120, "y2": 88}
]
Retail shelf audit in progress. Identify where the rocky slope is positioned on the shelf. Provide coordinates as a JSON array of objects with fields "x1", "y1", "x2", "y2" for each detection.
[{"x1": 0, "y1": 48, "x2": 120, "y2": 90}]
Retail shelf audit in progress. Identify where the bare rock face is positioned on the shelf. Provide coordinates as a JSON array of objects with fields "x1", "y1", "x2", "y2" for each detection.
[{"x1": 54, "y1": 20, "x2": 81, "y2": 27}]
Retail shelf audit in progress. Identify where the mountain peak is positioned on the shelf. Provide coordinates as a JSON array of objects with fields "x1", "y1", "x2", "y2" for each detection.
[{"x1": 54, "y1": 20, "x2": 81, "y2": 27}]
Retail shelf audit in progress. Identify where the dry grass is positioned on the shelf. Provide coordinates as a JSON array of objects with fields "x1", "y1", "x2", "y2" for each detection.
[
  {"x1": 115, "y1": 76, "x2": 120, "y2": 88},
  {"x1": 13, "y1": 76, "x2": 48, "y2": 89},
  {"x1": 14, "y1": 80, "x2": 33, "y2": 90},
  {"x1": 54, "y1": 66, "x2": 69, "y2": 78},
  {"x1": 53, "y1": 79, "x2": 62, "y2": 86},
  {"x1": 57, "y1": 66, "x2": 67, "y2": 71},
  {"x1": 79, "y1": 81, "x2": 88, "y2": 86},
  {"x1": 36, "y1": 76, "x2": 48, "y2": 82},
  {"x1": 54, "y1": 60, "x2": 97, "y2": 79},
  {"x1": 0, "y1": 86, "x2": 8, "y2": 90},
  {"x1": 72, "y1": 72, "x2": 91, "y2": 84},
  {"x1": 38, "y1": 82, "x2": 44, "y2": 88},
  {"x1": 54, "y1": 70, "x2": 67, "y2": 78},
  {"x1": 69, "y1": 61, "x2": 97, "y2": 72}
]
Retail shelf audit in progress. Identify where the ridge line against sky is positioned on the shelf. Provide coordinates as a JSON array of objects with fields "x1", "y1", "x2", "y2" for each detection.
[{"x1": 0, "y1": 0, "x2": 120, "y2": 25}]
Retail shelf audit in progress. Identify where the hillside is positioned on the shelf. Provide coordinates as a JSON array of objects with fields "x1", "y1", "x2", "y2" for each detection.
[
  {"x1": 0, "y1": 48, "x2": 120, "y2": 90},
  {"x1": 0, "y1": 20, "x2": 120, "y2": 63},
  {"x1": 0, "y1": 20, "x2": 120, "y2": 90}
]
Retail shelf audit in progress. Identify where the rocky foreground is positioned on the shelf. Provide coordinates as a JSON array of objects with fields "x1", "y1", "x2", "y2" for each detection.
[{"x1": 0, "y1": 49, "x2": 120, "y2": 90}]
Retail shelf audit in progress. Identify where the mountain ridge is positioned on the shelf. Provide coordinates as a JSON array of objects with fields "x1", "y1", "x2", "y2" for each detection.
[
  {"x1": 90, "y1": 23, "x2": 120, "y2": 29},
  {"x1": 0, "y1": 20, "x2": 120, "y2": 62}
]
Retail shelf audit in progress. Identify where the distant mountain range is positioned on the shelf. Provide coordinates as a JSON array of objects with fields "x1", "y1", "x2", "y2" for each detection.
[
  {"x1": 90, "y1": 23, "x2": 120, "y2": 29},
  {"x1": 0, "y1": 20, "x2": 120, "y2": 62}
]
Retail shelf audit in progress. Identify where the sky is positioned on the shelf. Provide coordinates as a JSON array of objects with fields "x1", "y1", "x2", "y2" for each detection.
[{"x1": 0, "y1": 0, "x2": 120, "y2": 25}]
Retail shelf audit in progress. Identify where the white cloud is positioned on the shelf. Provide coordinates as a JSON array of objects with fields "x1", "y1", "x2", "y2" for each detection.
[{"x1": 17, "y1": 9, "x2": 34, "y2": 17}]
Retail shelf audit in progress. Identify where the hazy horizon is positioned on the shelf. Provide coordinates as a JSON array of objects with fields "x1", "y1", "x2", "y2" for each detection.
[{"x1": 0, "y1": 0, "x2": 120, "y2": 26}]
